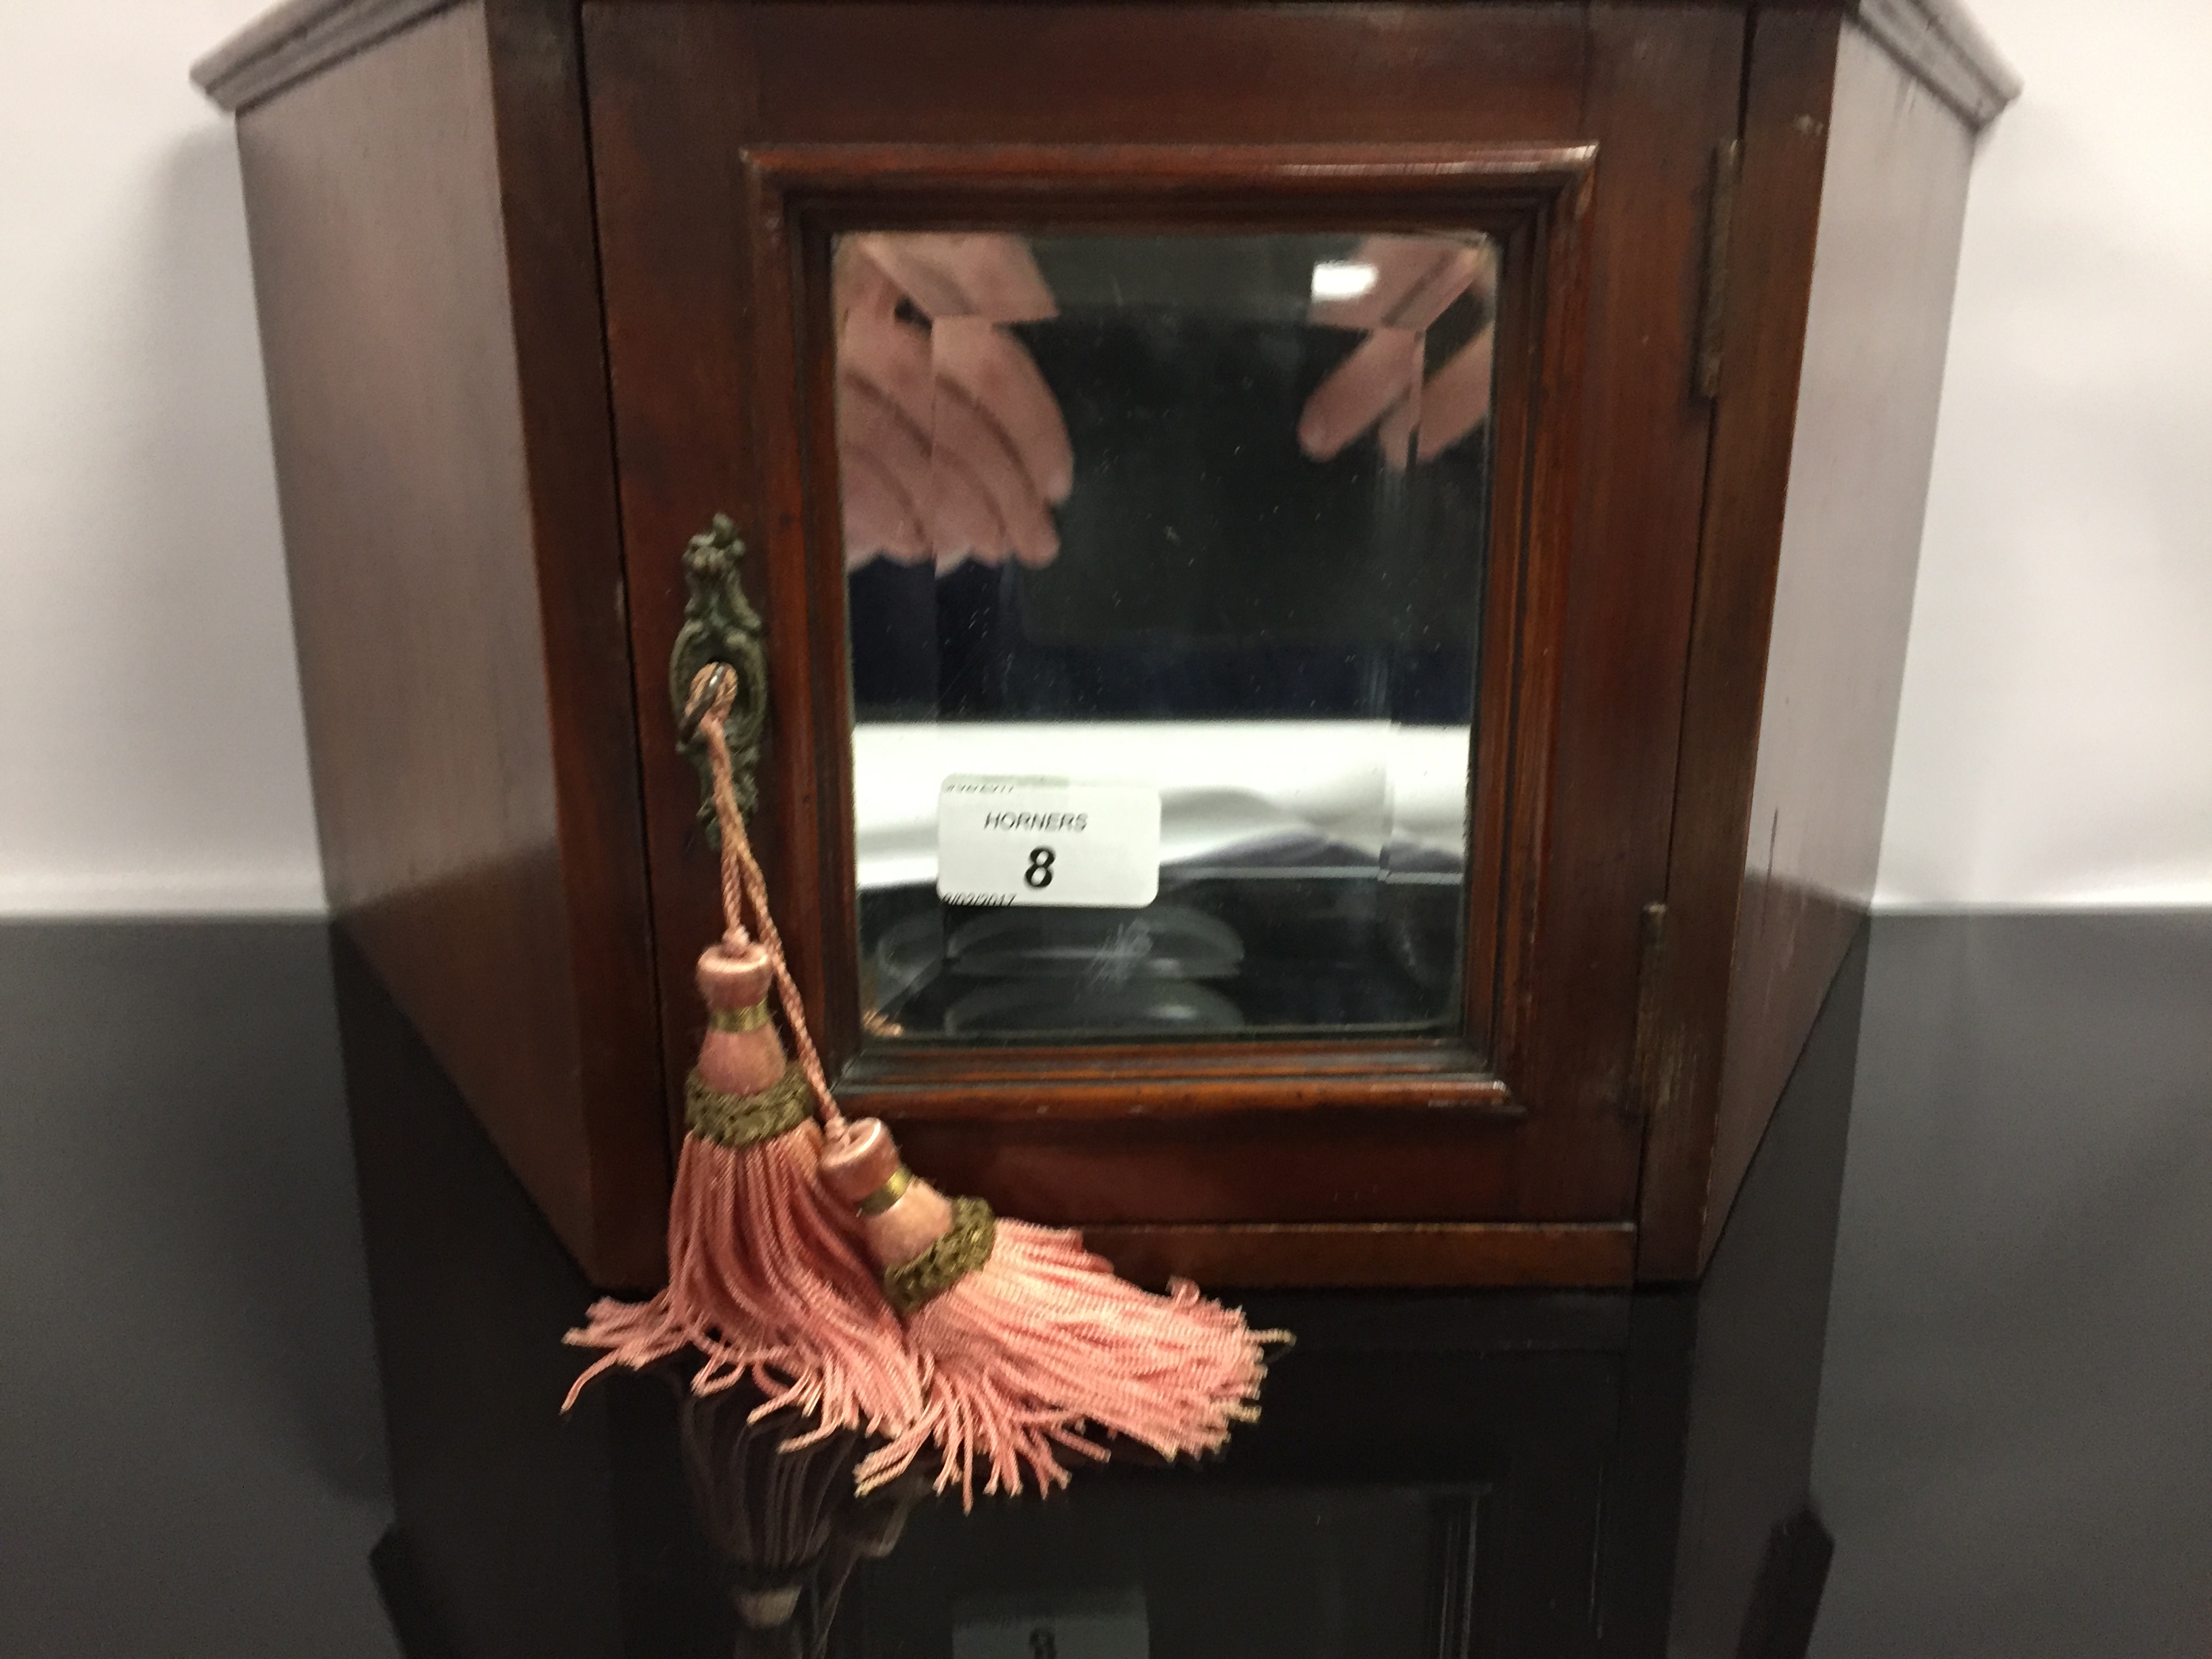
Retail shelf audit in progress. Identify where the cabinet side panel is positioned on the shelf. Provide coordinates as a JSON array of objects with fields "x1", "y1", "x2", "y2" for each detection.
[
  {"x1": 237, "y1": 5, "x2": 598, "y2": 1267},
  {"x1": 1705, "y1": 25, "x2": 1976, "y2": 1259},
  {"x1": 1637, "y1": 12, "x2": 1838, "y2": 1280}
]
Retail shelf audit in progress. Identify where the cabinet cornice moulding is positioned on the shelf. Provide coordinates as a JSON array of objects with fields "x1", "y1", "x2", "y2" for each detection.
[{"x1": 196, "y1": 0, "x2": 2020, "y2": 125}]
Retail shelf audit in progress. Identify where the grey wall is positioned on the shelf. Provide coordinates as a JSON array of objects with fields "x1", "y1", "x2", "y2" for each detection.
[{"x1": 0, "y1": 922, "x2": 396, "y2": 1657}]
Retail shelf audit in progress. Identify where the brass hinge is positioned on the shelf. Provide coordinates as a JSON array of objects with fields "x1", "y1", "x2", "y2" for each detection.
[
  {"x1": 1626, "y1": 901, "x2": 1670, "y2": 1120},
  {"x1": 1696, "y1": 140, "x2": 1742, "y2": 401}
]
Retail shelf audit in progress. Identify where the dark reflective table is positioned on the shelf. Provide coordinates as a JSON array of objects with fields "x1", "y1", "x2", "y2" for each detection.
[{"x1": 4, "y1": 914, "x2": 2209, "y2": 1658}]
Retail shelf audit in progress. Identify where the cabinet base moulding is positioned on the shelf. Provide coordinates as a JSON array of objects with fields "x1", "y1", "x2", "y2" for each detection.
[{"x1": 1080, "y1": 1221, "x2": 1637, "y2": 1290}]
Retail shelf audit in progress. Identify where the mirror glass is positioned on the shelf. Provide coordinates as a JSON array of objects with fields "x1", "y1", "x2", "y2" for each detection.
[{"x1": 836, "y1": 230, "x2": 1498, "y2": 1042}]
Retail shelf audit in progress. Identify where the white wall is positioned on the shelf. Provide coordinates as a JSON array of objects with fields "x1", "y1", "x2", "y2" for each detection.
[
  {"x1": 1874, "y1": 0, "x2": 2212, "y2": 907},
  {"x1": 0, "y1": 1, "x2": 320, "y2": 914},
  {"x1": 0, "y1": 0, "x2": 2205, "y2": 916}
]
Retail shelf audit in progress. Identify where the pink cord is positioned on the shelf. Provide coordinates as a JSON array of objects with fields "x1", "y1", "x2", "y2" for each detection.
[{"x1": 693, "y1": 666, "x2": 843, "y2": 1132}]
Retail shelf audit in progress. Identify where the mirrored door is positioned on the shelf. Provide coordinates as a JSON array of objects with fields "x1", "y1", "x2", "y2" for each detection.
[
  {"x1": 835, "y1": 229, "x2": 1499, "y2": 1044},
  {"x1": 589, "y1": 0, "x2": 1734, "y2": 1275}
]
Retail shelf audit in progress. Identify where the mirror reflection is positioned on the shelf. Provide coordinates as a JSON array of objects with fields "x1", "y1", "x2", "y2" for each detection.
[
  {"x1": 836, "y1": 230, "x2": 1499, "y2": 1042},
  {"x1": 677, "y1": 1376, "x2": 1480, "y2": 1659},
  {"x1": 679, "y1": 1391, "x2": 930, "y2": 1659}
]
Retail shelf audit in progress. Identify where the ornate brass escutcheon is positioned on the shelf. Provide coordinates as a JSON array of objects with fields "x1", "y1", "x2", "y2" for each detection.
[{"x1": 669, "y1": 513, "x2": 769, "y2": 844}]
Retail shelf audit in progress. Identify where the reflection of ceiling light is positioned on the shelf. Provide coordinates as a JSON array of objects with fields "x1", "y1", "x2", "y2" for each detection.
[{"x1": 1310, "y1": 261, "x2": 1378, "y2": 302}]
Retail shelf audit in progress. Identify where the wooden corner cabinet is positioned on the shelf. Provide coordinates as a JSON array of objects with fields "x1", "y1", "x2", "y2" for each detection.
[{"x1": 198, "y1": 0, "x2": 2015, "y2": 1290}]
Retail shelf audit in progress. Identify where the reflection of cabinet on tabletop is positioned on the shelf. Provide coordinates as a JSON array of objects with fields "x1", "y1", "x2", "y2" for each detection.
[{"x1": 197, "y1": 0, "x2": 2016, "y2": 1288}]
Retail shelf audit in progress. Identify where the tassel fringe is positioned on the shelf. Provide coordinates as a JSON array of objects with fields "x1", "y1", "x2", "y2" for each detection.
[
  {"x1": 565, "y1": 1127, "x2": 921, "y2": 1441},
  {"x1": 854, "y1": 1218, "x2": 1284, "y2": 1507}
]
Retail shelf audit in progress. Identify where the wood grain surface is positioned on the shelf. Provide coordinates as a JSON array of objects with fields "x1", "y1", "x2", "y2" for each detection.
[
  {"x1": 1637, "y1": 9, "x2": 1843, "y2": 1281},
  {"x1": 1637, "y1": 14, "x2": 1981, "y2": 1277},
  {"x1": 237, "y1": 1, "x2": 665, "y2": 1286},
  {"x1": 585, "y1": 3, "x2": 1734, "y2": 1280},
  {"x1": 1706, "y1": 24, "x2": 1979, "y2": 1262},
  {"x1": 1078, "y1": 1221, "x2": 1639, "y2": 1290},
  {"x1": 205, "y1": 0, "x2": 2005, "y2": 1288}
]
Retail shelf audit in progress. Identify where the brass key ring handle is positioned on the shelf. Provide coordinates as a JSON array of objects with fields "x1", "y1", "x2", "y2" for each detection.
[{"x1": 669, "y1": 514, "x2": 769, "y2": 845}]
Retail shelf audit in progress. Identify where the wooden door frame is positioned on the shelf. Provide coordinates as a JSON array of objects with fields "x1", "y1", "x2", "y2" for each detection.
[{"x1": 736, "y1": 142, "x2": 1593, "y2": 1124}]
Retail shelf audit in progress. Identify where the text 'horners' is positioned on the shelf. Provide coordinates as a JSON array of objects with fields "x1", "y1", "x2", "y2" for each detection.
[{"x1": 937, "y1": 775, "x2": 1160, "y2": 909}]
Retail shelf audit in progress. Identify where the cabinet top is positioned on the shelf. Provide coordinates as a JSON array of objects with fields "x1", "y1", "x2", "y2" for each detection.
[{"x1": 194, "y1": 0, "x2": 2019, "y2": 126}]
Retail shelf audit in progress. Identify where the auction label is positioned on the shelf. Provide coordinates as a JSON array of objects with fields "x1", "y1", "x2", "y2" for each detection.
[{"x1": 937, "y1": 775, "x2": 1160, "y2": 908}]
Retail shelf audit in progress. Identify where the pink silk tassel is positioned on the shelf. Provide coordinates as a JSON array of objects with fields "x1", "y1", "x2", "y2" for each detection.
[
  {"x1": 854, "y1": 1203, "x2": 1279, "y2": 1507},
  {"x1": 571, "y1": 665, "x2": 1285, "y2": 1496},
  {"x1": 563, "y1": 680, "x2": 920, "y2": 1441}
]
